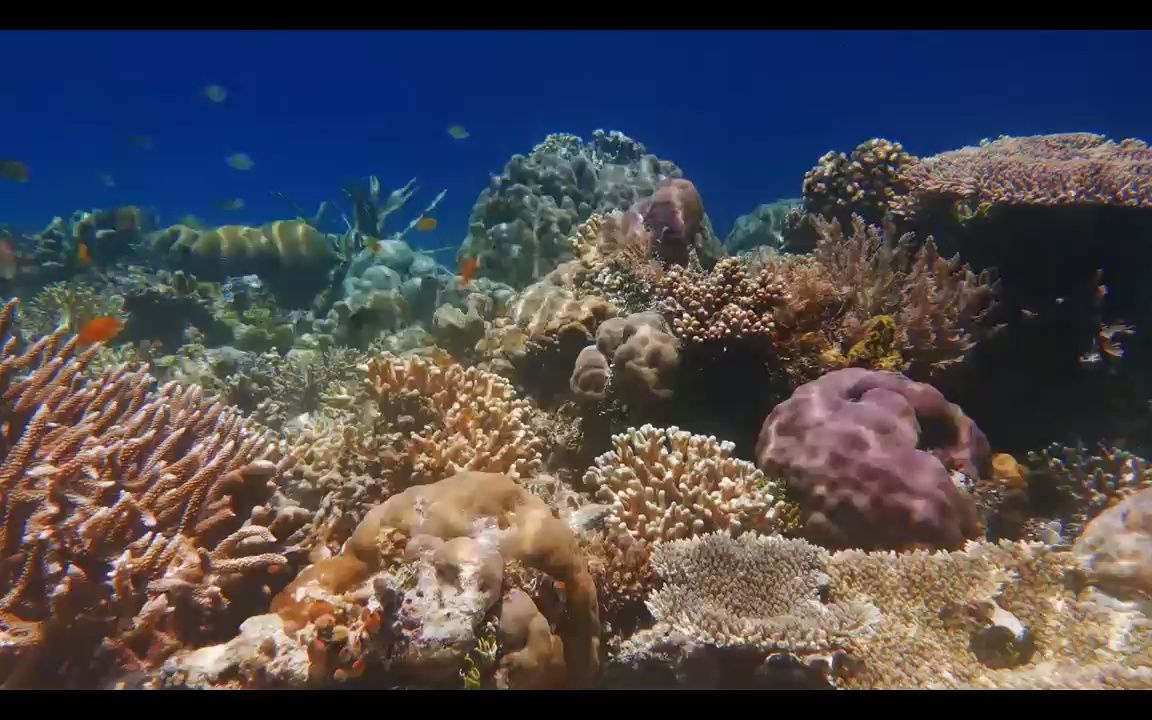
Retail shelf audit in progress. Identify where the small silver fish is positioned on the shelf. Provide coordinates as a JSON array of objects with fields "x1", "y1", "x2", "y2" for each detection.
[
  {"x1": 225, "y1": 153, "x2": 254, "y2": 171},
  {"x1": 205, "y1": 84, "x2": 228, "y2": 103}
]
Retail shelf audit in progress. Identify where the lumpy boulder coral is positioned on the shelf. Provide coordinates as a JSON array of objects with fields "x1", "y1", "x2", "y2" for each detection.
[
  {"x1": 755, "y1": 368, "x2": 987, "y2": 550},
  {"x1": 1072, "y1": 486, "x2": 1152, "y2": 604},
  {"x1": 153, "y1": 472, "x2": 601, "y2": 689}
]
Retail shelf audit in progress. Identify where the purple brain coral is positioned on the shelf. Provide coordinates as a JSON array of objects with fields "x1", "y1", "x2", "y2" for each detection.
[{"x1": 755, "y1": 368, "x2": 988, "y2": 551}]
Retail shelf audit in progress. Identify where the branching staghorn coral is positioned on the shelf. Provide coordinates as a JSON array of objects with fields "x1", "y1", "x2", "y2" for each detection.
[
  {"x1": 809, "y1": 214, "x2": 1000, "y2": 379},
  {"x1": 826, "y1": 540, "x2": 1152, "y2": 689},
  {"x1": 285, "y1": 353, "x2": 548, "y2": 552},
  {"x1": 610, "y1": 532, "x2": 880, "y2": 688},
  {"x1": 0, "y1": 298, "x2": 309, "y2": 688},
  {"x1": 586, "y1": 424, "x2": 794, "y2": 543}
]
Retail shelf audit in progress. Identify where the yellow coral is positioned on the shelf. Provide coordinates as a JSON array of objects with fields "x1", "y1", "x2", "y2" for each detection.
[{"x1": 845, "y1": 314, "x2": 903, "y2": 371}]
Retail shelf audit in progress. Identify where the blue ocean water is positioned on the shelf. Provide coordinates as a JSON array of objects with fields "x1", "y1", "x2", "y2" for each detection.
[{"x1": 1, "y1": 29, "x2": 1148, "y2": 244}]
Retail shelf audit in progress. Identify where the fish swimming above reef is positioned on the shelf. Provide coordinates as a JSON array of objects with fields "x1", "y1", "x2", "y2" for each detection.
[
  {"x1": 204, "y1": 83, "x2": 228, "y2": 103},
  {"x1": 226, "y1": 153, "x2": 254, "y2": 171}
]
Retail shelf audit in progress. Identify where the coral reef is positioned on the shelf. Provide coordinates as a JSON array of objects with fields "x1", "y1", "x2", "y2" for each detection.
[
  {"x1": 284, "y1": 353, "x2": 548, "y2": 551},
  {"x1": 569, "y1": 311, "x2": 680, "y2": 409},
  {"x1": 724, "y1": 199, "x2": 800, "y2": 254},
  {"x1": 150, "y1": 472, "x2": 600, "y2": 689},
  {"x1": 460, "y1": 131, "x2": 721, "y2": 287},
  {"x1": 0, "y1": 298, "x2": 309, "y2": 688},
  {"x1": 756, "y1": 368, "x2": 988, "y2": 551},
  {"x1": 808, "y1": 215, "x2": 999, "y2": 380},
  {"x1": 826, "y1": 541, "x2": 1152, "y2": 689},
  {"x1": 1022, "y1": 442, "x2": 1152, "y2": 543},
  {"x1": 20, "y1": 280, "x2": 126, "y2": 338},
  {"x1": 891, "y1": 132, "x2": 1152, "y2": 221},
  {"x1": 1071, "y1": 485, "x2": 1152, "y2": 604},
  {"x1": 798, "y1": 138, "x2": 917, "y2": 228},
  {"x1": 609, "y1": 533, "x2": 879, "y2": 688},
  {"x1": 587, "y1": 424, "x2": 793, "y2": 543}
]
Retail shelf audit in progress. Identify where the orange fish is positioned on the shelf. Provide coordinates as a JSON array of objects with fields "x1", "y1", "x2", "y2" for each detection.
[
  {"x1": 364, "y1": 237, "x2": 381, "y2": 253},
  {"x1": 458, "y1": 255, "x2": 478, "y2": 286},
  {"x1": 0, "y1": 238, "x2": 17, "y2": 280},
  {"x1": 428, "y1": 347, "x2": 457, "y2": 369},
  {"x1": 77, "y1": 316, "x2": 123, "y2": 345},
  {"x1": 415, "y1": 216, "x2": 437, "y2": 232},
  {"x1": 77, "y1": 242, "x2": 91, "y2": 265}
]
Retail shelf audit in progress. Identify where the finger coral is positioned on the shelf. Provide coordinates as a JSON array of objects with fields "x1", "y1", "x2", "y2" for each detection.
[
  {"x1": 285, "y1": 353, "x2": 548, "y2": 552},
  {"x1": 755, "y1": 368, "x2": 988, "y2": 551},
  {"x1": 587, "y1": 424, "x2": 793, "y2": 543},
  {"x1": 610, "y1": 532, "x2": 879, "y2": 688},
  {"x1": 652, "y1": 257, "x2": 788, "y2": 346},
  {"x1": 0, "y1": 298, "x2": 307, "y2": 688}
]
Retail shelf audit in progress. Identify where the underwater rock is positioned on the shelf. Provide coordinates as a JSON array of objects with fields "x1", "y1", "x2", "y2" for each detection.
[
  {"x1": 1073, "y1": 485, "x2": 1152, "y2": 604},
  {"x1": 430, "y1": 303, "x2": 485, "y2": 357},
  {"x1": 724, "y1": 199, "x2": 800, "y2": 254}
]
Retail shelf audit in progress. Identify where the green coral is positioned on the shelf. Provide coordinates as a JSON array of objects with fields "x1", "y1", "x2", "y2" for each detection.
[{"x1": 846, "y1": 315, "x2": 903, "y2": 371}]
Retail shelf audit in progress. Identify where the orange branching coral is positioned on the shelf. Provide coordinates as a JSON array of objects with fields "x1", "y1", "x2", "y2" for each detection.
[
  {"x1": 286, "y1": 353, "x2": 548, "y2": 552},
  {"x1": 0, "y1": 298, "x2": 307, "y2": 688},
  {"x1": 891, "y1": 133, "x2": 1152, "y2": 219},
  {"x1": 810, "y1": 215, "x2": 999, "y2": 379}
]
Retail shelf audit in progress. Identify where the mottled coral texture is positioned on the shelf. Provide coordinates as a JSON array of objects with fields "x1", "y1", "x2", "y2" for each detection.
[
  {"x1": 1072, "y1": 486, "x2": 1152, "y2": 604},
  {"x1": 0, "y1": 299, "x2": 307, "y2": 688},
  {"x1": 756, "y1": 368, "x2": 987, "y2": 551},
  {"x1": 891, "y1": 132, "x2": 1152, "y2": 217},
  {"x1": 159, "y1": 472, "x2": 600, "y2": 689}
]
